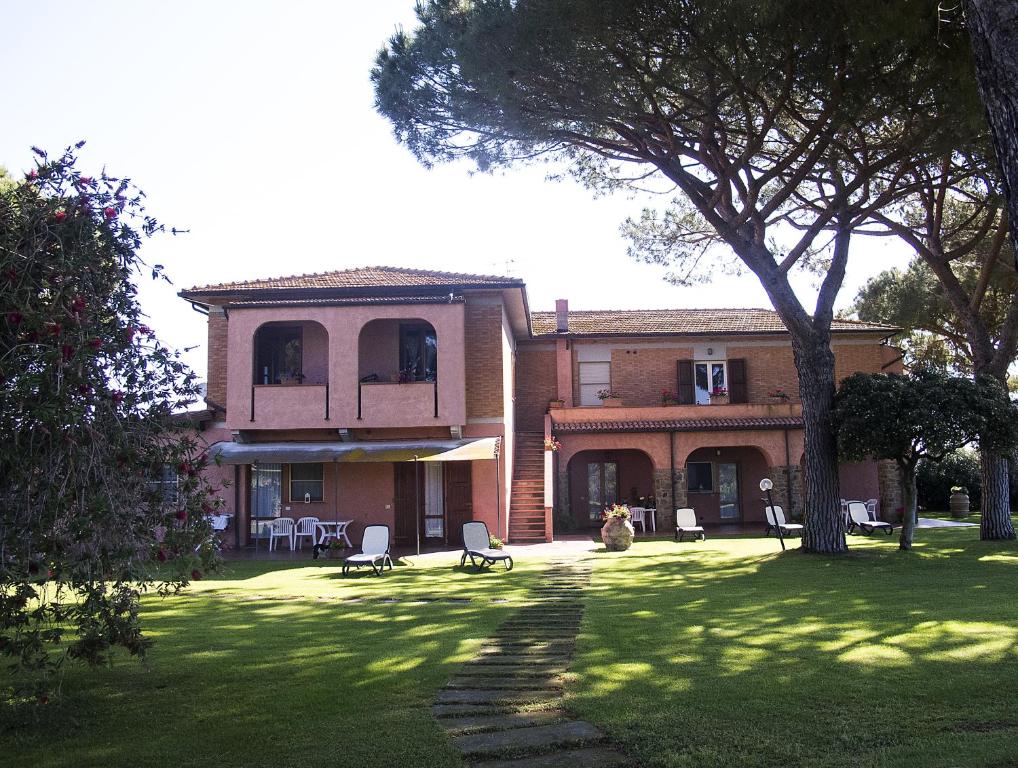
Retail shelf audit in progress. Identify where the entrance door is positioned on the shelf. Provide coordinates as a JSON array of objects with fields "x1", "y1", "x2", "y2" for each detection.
[
  {"x1": 445, "y1": 462, "x2": 473, "y2": 547},
  {"x1": 719, "y1": 462, "x2": 740, "y2": 520},
  {"x1": 250, "y1": 463, "x2": 282, "y2": 541},
  {"x1": 393, "y1": 463, "x2": 425, "y2": 546},
  {"x1": 586, "y1": 462, "x2": 619, "y2": 525}
]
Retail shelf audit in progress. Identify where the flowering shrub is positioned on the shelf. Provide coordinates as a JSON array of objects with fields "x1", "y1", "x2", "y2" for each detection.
[
  {"x1": 543, "y1": 437, "x2": 561, "y2": 452},
  {"x1": 661, "y1": 389, "x2": 679, "y2": 405},
  {"x1": 0, "y1": 145, "x2": 221, "y2": 691},
  {"x1": 601, "y1": 503, "x2": 631, "y2": 521},
  {"x1": 767, "y1": 388, "x2": 791, "y2": 401},
  {"x1": 710, "y1": 387, "x2": 729, "y2": 397},
  {"x1": 488, "y1": 535, "x2": 504, "y2": 549},
  {"x1": 596, "y1": 389, "x2": 622, "y2": 400}
]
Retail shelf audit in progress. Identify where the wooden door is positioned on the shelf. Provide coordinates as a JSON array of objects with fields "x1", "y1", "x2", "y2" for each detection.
[
  {"x1": 393, "y1": 463, "x2": 424, "y2": 546},
  {"x1": 444, "y1": 462, "x2": 473, "y2": 546}
]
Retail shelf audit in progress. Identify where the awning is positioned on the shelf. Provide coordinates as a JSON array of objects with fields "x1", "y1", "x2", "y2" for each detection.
[{"x1": 209, "y1": 437, "x2": 500, "y2": 465}]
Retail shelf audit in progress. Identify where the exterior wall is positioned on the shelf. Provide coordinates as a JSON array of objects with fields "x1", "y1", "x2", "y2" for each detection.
[
  {"x1": 839, "y1": 461, "x2": 880, "y2": 505},
  {"x1": 500, "y1": 306, "x2": 515, "y2": 540},
  {"x1": 610, "y1": 346, "x2": 694, "y2": 405},
  {"x1": 224, "y1": 302, "x2": 466, "y2": 430},
  {"x1": 727, "y1": 344, "x2": 799, "y2": 404},
  {"x1": 464, "y1": 294, "x2": 504, "y2": 419},
  {"x1": 515, "y1": 343, "x2": 557, "y2": 431},
  {"x1": 683, "y1": 446, "x2": 770, "y2": 525},
  {"x1": 833, "y1": 339, "x2": 895, "y2": 383},
  {"x1": 357, "y1": 320, "x2": 399, "y2": 380},
  {"x1": 206, "y1": 306, "x2": 229, "y2": 406}
]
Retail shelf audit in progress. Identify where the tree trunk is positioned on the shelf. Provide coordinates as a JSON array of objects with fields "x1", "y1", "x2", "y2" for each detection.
[
  {"x1": 965, "y1": 0, "x2": 1018, "y2": 270},
  {"x1": 899, "y1": 462, "x2": 918, "y2": 551},
  {"x1": 792, "y1": 339, "x2": 847, "y2": 553},
  {"x1": 979, "y1": 450, "x2": 1016, "y2": 540}
]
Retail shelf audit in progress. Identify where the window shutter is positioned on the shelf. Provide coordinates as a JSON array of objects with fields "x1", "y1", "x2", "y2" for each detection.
[
  {"x1": 676, "y1": 360, "x2": 694, "y2": 404},
  {"x1": 728, "y1": 358, "x2": 748, "y2": 403}
]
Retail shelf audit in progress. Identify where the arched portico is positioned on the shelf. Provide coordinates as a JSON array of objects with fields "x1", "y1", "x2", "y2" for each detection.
[{"x1": 566, "y1": 448, "x2": 656, "y2": 529}]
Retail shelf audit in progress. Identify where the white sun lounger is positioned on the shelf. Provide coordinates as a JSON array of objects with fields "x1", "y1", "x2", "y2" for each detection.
[
  {"x1": 848, "y1": 501, "x2": 893, "y2": 535},
  {"x1": 460, "y1": 521, "x2": 513, "y2": 571},
  {"x1": 674, "y1": 508, "x2": 705, "y2": 541},
  {"x1": 342, "y1": 524, "x2": 394, "y2": 576},
  {"x1": 765, "y1": 505, "x2": 804, "y2": 537}
]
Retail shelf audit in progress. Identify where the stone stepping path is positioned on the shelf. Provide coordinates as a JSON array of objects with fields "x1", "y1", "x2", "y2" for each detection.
[{"x1": 431, "y1": 559, "x2": 635, "y2": 767}]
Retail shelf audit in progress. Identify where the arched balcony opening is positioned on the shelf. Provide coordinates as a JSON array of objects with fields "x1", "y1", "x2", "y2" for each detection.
[
  {"x1": 357, "y1": 319, "x2": 439, "y2": 421},
  {"x1": 248, "y1": 321, "x2": 330, "y2": 426}
]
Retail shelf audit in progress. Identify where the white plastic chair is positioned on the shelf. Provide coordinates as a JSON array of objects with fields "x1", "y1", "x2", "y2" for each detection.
[
  {"x1": 674, "y1": 508, "x2": 705, "y2": 542},
  {"x1": 764, "y1": 505, "x2": 804, "y2": 537},
  {"x1": 460, "y1": 521, "x2": 513, "y2": 571},
  {"x1": 342, "y1": 524, "x2": 394, "y2": 576},
  {"x1": 629, "y1": 507, "x2": 647, "y2": 533},
  {"x1": 294, "y1": 516, "x2": 320, "y2": 549},
  {"x1": 267, "y1": 517, "x2": 295, "y2": 551},
  {"x1": 848, "y1": 502, "x2": 892, "y2": 535},
  {"x1": 865, "y1": 498, "x2": 879, "y2": 520}
]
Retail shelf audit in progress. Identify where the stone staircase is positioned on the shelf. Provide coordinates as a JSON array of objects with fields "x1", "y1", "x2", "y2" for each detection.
[{"x1": 508, "y1": 432, "x2": 548, "y2": 544}]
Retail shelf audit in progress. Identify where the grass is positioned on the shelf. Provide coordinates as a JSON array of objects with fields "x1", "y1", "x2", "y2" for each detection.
[
  {"x1": 3, "y1": 528, "x2": 1018, "y2": 767},
  {"x1": 0, "y1": 555, "x2": 546, "y2": 768},
  {"x1": 570, "y1": 528, "x2": 1018, "y2": 767}
]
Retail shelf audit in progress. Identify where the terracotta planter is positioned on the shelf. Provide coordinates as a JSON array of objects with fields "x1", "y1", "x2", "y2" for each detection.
[
  {"x1": 710, "y1": 395, "x2": 729, "y2": 405},
  {"x1": 549, "y1": 400, "x2": 565, "y2": 410},
  {"x1": 949, "y1": 492, "x2": 970, "y2": 518},
  {"x1": 601, "y1": 517, "x2": 635, "y2": 551},
  {"x1": 601, "y1": 397, "x2": 624, "y2": 408}
]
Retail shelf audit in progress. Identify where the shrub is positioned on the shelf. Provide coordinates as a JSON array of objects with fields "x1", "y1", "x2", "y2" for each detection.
[{"x1": 917, "y1": 451, "x2": 982, "y2": 511}]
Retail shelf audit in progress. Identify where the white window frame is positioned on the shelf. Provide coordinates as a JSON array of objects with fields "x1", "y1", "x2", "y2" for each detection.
[
  {"x1": 694, "y1": 360, "x2": 728, "y2": 405},
  {"x1": 289, "y1": 463, "x2": 324, "y2": 503},
  {"x1": 578, "y1": 361, "x2": 612, "y2": 406}
]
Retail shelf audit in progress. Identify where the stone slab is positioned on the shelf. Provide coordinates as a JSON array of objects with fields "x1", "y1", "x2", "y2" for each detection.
[
  {"x1": 435, "y1": 689, "x2": 561, "y2": 705},
  {"x1": 439, "y1": 709, "x2": 569, "y2": 735},
  {"x1": 445, "y1": 675, "x2": 564, "y2": 690},
  {"x1": 452, "y1": 720, "x2": 604, "y2": 757},
  {"x1": 471, "y1": 746, "x2": 633, "y2": 768}
]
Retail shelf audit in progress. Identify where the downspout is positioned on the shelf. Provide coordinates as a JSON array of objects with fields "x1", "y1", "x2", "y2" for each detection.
[
  {"x1": 670, "y1": 431, "x2": 677, "y2": 516},
  {"x1": 233, "y1": 465, "x2": 240, "y2": 549},
  {"x1": 783, "y1": 428, "x2": 793, "y2": 518}
]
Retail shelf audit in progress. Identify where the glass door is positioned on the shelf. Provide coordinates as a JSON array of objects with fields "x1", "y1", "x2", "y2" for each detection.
[
  {"x1": 587, "y1": 462, "x2": 619, "y2": 524},
  {"x1": 424, "y1": 462, "x2": 445, "y2": 539},
  {"x1": 718, "y1": 462, "x2": 739, "y2": 519},
  {"x1": 250, "y1": 463, "x2": 282, "y2": 540}
]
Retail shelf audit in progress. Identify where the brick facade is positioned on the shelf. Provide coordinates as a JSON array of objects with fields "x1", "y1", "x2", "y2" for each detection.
[
  {"x1": 516, "y1": 345, "x2": 557, "y2": 431},
  {"x1": 206, "y1": 306, "x2": 229, "y2": 407},
  {"x1": 464, "y1": 295, "x2": 504, "y2": 419},
  {"x1": 611, "y1": 347, "x2": 694, "y2": 406}
]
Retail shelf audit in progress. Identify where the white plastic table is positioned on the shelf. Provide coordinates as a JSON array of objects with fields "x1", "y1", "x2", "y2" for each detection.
[{"x1": 314, "y1": 520, "x2": 353, "y2": 547}]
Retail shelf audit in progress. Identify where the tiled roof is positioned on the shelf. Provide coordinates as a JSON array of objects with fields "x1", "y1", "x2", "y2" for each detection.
[
  {"x1": 183, "y1": 266, "x2": 522, "y2": 294},
  {"x1": 227, "y1": 295, "x2": 465, "y2": 308},
  {"x1": 553, "y1": 416, "x2": 803, "y2": 433},
  {"x1": 531, "y1": 308, "x2": 896, "y2": 336}
]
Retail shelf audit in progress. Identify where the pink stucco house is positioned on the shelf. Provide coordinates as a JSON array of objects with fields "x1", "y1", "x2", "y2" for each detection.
[{"x1": 179, "y1": 266, "x2": 902, "y2": 548}]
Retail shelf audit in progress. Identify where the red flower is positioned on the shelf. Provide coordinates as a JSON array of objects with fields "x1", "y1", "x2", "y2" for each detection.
[
  {"x1": 80, "y1": 176, "x2": 93, "y2": 186},
  {"x1": 156, "y1": 549, "x2": 167, "y2": 562},
  {"x1": 37, "y1": 694, "x2": 49, "y2": 705},
  {"x1": 47, "y1": 322, "x2": 62, "y2": 336},
  {"x1": 175, "y1": 509, "x2": 187, "y2": 521},
  {"x1": 61, "y1": 344, "x2": 74, "y2": 361},
  {"x1": 54, "y1": 210, "x2": 67, "y2": 223},
  {"x1": 6, "y1": 311, "x2": 22, "y2": 326},
  {"x1": 191, "y1": 569, "x2": 203, "y2": 581},
  {"x1": 27, "y1": 169, "x2": 38, "y2": 180},
  {"x1": 124, "y1": 326, "x2": 136, "y2": 342},
  {"x1": 71, "y1": 295, "x2": 86, "y2": 314},
  {"x1": 88, "y1": 337, "x2": 102, "y2": 350},
  {"x1": 103, "y1": 206, "x2": 117, "y2": 219},
  {"x1": 111, "y1": 390, "x2": 125, "y2": 404}
]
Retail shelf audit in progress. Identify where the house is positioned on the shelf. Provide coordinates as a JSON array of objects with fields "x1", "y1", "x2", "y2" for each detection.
[{"x1": 179, "y1": 266, "x2": 902, "y2": 548}]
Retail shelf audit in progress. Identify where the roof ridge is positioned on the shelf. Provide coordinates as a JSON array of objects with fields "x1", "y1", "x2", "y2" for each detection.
[{"x1": 183, "y1": 265, "x2": 522, "y2": 293}]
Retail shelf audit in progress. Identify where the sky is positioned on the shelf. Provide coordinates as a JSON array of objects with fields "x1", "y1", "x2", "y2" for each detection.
[{"x1": 1, "y1": 1, "x2": 912, "y2": 380}]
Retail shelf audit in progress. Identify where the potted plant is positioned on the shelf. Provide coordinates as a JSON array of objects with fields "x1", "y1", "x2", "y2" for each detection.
[
  {"x1": 709, "y1": 386, "x2": 729, "y2": 404},
  {"x1": 661, "y1": 389, "x2": 680, "y2": 406},
  {"x1": 949, "y1": 486, "x2": 970, "y2": 517},
  {"x1": 597, "y1": 389, "x2": 623, "y2": 407},
  {"x1": 549, "y1": 398, "x2": 565, "y2": 410},
  {"x1": 488, "y1": 534, "x2": 504, "y2": 550},
  {"x1": 767, "y1": 387, "x2": 791, "y2": 403},
  {"x1": 600, "y1": 504, "x2": 635, "y2": 551},
  {"x1": 544, "y1": 437, "x2": 561, "y2": 452}
]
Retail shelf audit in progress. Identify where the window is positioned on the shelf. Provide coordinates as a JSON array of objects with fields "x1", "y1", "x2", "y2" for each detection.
[
  {"x1": 399, "y1": 323, "x2": 437, "y2": 381},
  {"x1": 289, "y1": 463, "x2": 324, "y2": 503},
  {"x1": 578, "y1": 362, "x2": 611, "y2": 406},
  {"x1": 687, "y1": 462, "x2": 714, "y2": 493},
  {"x1": 694, "y1": 361, "x2": 727, "y2": 405},
  {"x1": 149, "y1": 465, "x2": 179, "y2": 507},
  {"x1": 254, "y1": 326, "x2": 302, "y2": 384}
]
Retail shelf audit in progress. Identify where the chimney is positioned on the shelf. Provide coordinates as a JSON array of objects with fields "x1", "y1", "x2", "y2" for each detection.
[{"x1": 555, "y1": 299, "x2": 569, "y2": 333}]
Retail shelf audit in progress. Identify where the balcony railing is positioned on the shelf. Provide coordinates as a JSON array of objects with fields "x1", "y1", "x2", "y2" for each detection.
[
  {"x1": 249, "y1": 383, "x2": 329, "y2": 428},
  {"x1": 358, "y1": 380, "x2": 438, "y2": 427}
]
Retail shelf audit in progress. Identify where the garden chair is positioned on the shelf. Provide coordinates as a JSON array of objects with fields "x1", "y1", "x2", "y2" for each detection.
[
  {"x1": 460, "y1": 521, "x2": 513, "y2": 571},
  {"x1": 865, "y1": 498, "x2": 879, "y2": 520},
  {"x1": 848, "y1": 501, "x2": 893, "y2": 535},
  {"x1": 294, "y1": 516, "x2": 320, "y2": 549},
  {"x1": 342, "y1": 524, "x2": 394, "y2": 576},
  {"x1": 267, "y1": 517, "x2": 295, "y2": 551},
  {"x1": 630, "y1": 506, "x2": 647, "y2": 533},
  {"x1": 674, "y1": 508, "x2": 705, "y2": 542},
  {"x1": 764, "y1": 505, "x2": 803, "y2": 537}
]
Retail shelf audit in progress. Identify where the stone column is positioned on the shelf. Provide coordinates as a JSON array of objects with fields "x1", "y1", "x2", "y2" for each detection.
[
  {"x1": 878, "y1": 460, "x2": 903, "y2": 523},
  {"x1": 767, "y1": 465, "x2": 804, "y2": 520},
  {"x1": 554, "y1": 467, "x2": 571, "y2": 531},
  {"x1": 653, "y1": 469, "x2": 675, "y2": 530}
]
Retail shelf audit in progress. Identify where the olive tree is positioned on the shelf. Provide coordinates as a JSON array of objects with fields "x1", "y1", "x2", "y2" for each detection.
[
  {"x1": 0, "y1": 146, "x2": 219, "y2": 697},
  {"x1": 373, "y1": 0, "x2": 976, "y2": 552}
]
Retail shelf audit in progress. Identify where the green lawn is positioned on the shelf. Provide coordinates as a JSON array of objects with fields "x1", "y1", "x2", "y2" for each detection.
[{"x1": 3, "y1": 530, "x2": 1018, "y2": 767}]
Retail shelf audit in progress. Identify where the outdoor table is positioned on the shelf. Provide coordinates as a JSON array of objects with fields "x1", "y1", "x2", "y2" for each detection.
[{"x1": 314, "y1": 520, "x2": 353, "y2": 547}]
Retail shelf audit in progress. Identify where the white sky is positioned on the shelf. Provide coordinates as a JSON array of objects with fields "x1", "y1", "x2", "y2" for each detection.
[{"x1": 1, "y1": 1, "x2": 911, "y2": 380}]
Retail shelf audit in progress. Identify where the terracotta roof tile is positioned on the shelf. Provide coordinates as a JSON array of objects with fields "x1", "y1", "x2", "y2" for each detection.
[
  {"x1": 227, "y1": 295, "x2": 465, "y2": 308},
  {"x1": 183, "y1": 266, "x2": 521, "y2": 294},
  {"x1": 532, "y1": 308, "x2": 895, "y2": 336},
  {"x1": 553, "y1": 416, "x2": 804, "y2": 433}
]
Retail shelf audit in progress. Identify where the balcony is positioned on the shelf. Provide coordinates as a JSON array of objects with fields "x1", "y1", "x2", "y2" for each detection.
[
  {"x1": 551, "y1": 401, "x2": 802, "y2": 427},
  {"x1": 357, "y1": 381, "x2": 438, "y2": 428},
  {"x1": 249, "y1": 383, "x2": 330, "y2": 429}
]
